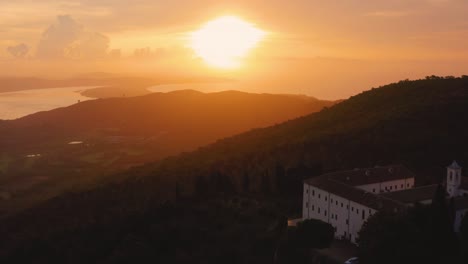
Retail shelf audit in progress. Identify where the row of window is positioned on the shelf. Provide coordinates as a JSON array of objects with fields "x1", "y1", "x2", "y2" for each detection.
[
  {"x1": 371, "y1": 183, "x2": 412, "y2": 193},
  {"x1": 331, "y1": 213, "x2": 339, "y2": 220},
  {"x1": 310, "y1": 205, "x2": 327, "y2": 216},
  {"x1": 308, "y1": 202, "x2": 371, "y2": 221},
  {"x1": 307, "y1": 182, "x2": 413, "y2": 199}
]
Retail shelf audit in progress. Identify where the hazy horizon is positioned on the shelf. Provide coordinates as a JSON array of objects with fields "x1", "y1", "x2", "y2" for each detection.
[{"x1": 2, "y1": 1, "x2": 468, "y2": 99}]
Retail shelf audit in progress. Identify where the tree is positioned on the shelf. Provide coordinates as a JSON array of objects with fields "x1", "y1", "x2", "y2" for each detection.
[
  {"x1": 275, "y1": 163, "x2": 286, "y2": 194},
  {"x1": 277, "y1": 219, "x2": 334, "y2": 264},
  {"x1": 195, "y1": 175, "x2": 209, "y2": 196},
  {"x1": 358, "y1": 200, "x2": 459, "y2": 264},
  {"x1": 175, "y1": 180, "x2": 180, "y2": 202},
  {"x1": 460, "y1": 214, "x2": 468, "y2": 262},
  {"x1": 261, "y1": 172, "x2": 271, "y2": 194},
  {"x1": 242, "y1": 172, "x2": 250, "y2": 193},
  {"x1": 294, "y1": 219, "x2": 334, "y2": 249}
]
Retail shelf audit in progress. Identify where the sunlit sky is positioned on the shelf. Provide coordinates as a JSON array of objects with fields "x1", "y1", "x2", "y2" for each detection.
[{"x1": 1, "y1": 0, "x2": 468, "y2": 99}]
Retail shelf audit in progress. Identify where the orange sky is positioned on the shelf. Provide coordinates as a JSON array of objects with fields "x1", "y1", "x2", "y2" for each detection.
[{"x1": 1, "y1": 0, "x2": 468, "y2": 99}]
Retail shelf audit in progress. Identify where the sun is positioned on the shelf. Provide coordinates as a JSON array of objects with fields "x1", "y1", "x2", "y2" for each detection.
[{"x1": 190, "y1": 16, "x2": 266, "y2": 69}]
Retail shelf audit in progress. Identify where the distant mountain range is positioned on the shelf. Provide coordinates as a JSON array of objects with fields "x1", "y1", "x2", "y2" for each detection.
[
  {"x1": 0, "y1": 90, "x2": 334, "y2": 213},
  {"x1": 0, "y1": 75, "x2": 232, "y2": 98}
]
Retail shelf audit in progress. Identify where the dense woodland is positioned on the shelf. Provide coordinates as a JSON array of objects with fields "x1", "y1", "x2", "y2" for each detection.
[
  {"x1": 358, "y1": 185, "x2": 468, "y2": 264},
  {"x1": 1, "y1": 76, "x2": 468, "y2": 263},
  {"x1": 0, "y1": 90, "x2": 332, "y2": 214}
]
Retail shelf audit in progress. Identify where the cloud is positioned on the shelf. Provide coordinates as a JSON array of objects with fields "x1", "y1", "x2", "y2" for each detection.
[
  {"x1": 364, "y1": 11, "x2": 414, "y2": 18},
  {"x1": 7, "y1": 43, "x2": 29, "y2": 58},
  {"x1": 64, "y1": 32, "x2": 109, "y2": 59},
  {"x1": 109, "y1": 49, "x2": 121, "y2": 59},
  {"x1": 133, "y1": 47, "x2": 153, "y2": 59},
  {"x1": 36, "y1": 15, "x2": 109, "y2": 60},
  {"x1": 132, "y1": 46, "x2": 195, "y2": 62}
]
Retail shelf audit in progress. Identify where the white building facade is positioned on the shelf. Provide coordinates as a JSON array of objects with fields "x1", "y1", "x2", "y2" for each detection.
[{"x1": 302, "y1": 162, "x2": 468, "y2": 244}]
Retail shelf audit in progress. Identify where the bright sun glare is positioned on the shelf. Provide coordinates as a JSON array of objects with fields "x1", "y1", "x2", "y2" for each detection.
[{"x1": 190, "y1": 16, "x2": 266, "y2": 69}]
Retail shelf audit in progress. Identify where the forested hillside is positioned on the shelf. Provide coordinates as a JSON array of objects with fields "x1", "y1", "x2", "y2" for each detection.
[
  {"x1": 0, "y1": 90, "x2": 332, "y2": 214},
  {"x1": 1, "y1": 76, "x2": 468, "y2": 263}
]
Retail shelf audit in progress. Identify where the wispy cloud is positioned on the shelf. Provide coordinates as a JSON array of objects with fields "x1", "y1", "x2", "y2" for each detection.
[
  {"x1": 364, "y1": 10, "x2": 414, "y2": 18},
  {"x1": 6, "y1": 43, "x2": 29, "y2": 58},
  {"x1": 36, "y1": 15, "x2": 109, "y2": 60}
]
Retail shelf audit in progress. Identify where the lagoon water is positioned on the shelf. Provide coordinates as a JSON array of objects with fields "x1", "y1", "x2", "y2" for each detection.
[
  {"x1": 0, "y1": 87, "x2": 97, "y2": 120},
  {"x1": 0, "y1": 83, "x2": 238, "y2": 120}
]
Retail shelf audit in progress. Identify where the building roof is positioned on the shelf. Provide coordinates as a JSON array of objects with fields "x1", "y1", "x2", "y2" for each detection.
[
  {"x1": 448, "y1": 160, "x2": 462, "y2": 170},
  {"x1": 315, "y1": 165, "x2": 415, "y2": 187},
  {"x1": 305, "y1": 176, "x2": 405, "y2": 211},
  {"x1": 380, "y1": 185, "x2": 438, "y2": 204}
]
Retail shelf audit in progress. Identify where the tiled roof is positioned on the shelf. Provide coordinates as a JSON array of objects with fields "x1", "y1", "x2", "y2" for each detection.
[
  {"x1": 381, "y1": 185, "x2": 438, "y2": 204},
  {"x1": 448, "y1": 160, "x2": 462, "y2": 170},
  {"x1": 305, "y1": 176, "x2": 405, "y2": 211},
  {"x1": 317, "y1": 165, "x2": 415, "y2": 187}
]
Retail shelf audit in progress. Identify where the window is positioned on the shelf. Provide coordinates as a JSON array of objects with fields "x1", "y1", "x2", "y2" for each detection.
[
  {"x1": 341, "y1": 203, "x2": 343, "y2": 207},
  {"x1": 306, "y1": 189, "x2": 308, "y2": 194},
  {"x1": 336, "y1": 201, "x2": 338, "y2": 205},
  {"x1": 346, "y1": 219, "x2": 349, "y2": 225},
  {"x1": 325, "y1": 210, "x2": 327, "y2": 216},
  {"x1": 362, "y1": 210, "x2": 366, "y2": 220},
  {"x1": 336, "y1": 215, "x2": 338, "y2": 220},
  {"x1": 312, "y1": 205, "x2": 315, "y2": 211},
  {"x1": 347, "y1": 205, "x2": 349, "y2": 209},
  {"x1": 372, "y1": 188, "x2": 376, "y2": 193},
  {"x1": 312, "y1": 190, "x2": 315, "y2": 196},
  {"x1": 401, "y1": 184, "x2": 404, "y2": 188},
  {"x1": 331, "y1": 198, "x2": 333, "y2": 203},
  {"x1": 351, "y1": 207, "x2": 354, "y2": 212},
  {"x1": 318, "y1": 208, "x2": 320, "y2": 213},
  {"x1": 325, "y1": 196, "x2": 328, "y2": 201},
  {"x1": 407, "y1": 183, "x2": 410, "y2": 187},
  {"x1": 318, "y1": 194, "x2": 321, "y2": 199},
  {"x1": 356, "y1": 209, "x2": 359, "y2": 214}
]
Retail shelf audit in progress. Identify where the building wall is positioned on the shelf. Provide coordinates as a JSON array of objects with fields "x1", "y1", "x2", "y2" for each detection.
[
  {"x1": 306, "y1": 185, "x2": 331, "y2": 223},
  {"x1": 303, "y1": 176, "x2": 421, "y2": 244},
  {"x1": 329, "y1": 193, "x2": 351, "y2": 239},
  {"x1": 454, "y1": 209, "x2": 468, "y2": 232},
  {"x1": 447, "y1": 168, "x2": 462, "y2": 197},
  {"x1": 303, "y1": 183, "x2": 378, "y2": 243},
  {"x1": 302, "y1": 184, "x2": 310, "y2": 219},
  {"x1": 348, "y1": 201, "x2": 376, "y2": 243},
  {"x1": 357, "y1": 178, "x2": 414, "y2": 194}
]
